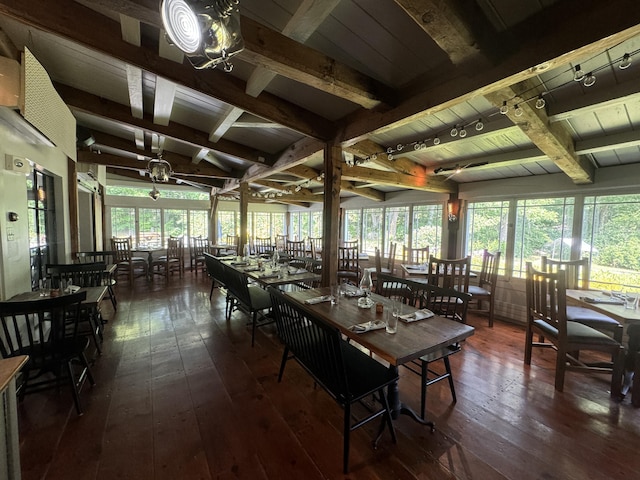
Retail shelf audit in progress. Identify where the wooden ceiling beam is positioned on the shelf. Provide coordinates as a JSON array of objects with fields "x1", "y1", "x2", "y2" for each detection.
[
  {"x1": 89, "y1": 132, "x2": 234, "y2": 178},
  {"x1": 55, "y1": 83, "x2": 269, "y2": 165},
  {"x1": 239, "y1": 16, "x2": 394, "y2": 109},
  {"x1": 393, "y1": 0, "x2": 481, "y2": 65},
  {"x1": 337, "y1": 0, "x2": 640, "y2": 146},
  {"x1": 345, "y1": 139, "x2": 428, "y2": 177},
  {"x1": 486, "y1": 81, "x2": 594, "y2": 184},
  {"x1": 106, "y1": 166, "x2": 223, "y2": 189},
  {"x1": 0, "y1": 0, "x2": 335, "y2": 140},
  {"x1": 341, "y1": 166, "x2": 455, "y2": 193}
]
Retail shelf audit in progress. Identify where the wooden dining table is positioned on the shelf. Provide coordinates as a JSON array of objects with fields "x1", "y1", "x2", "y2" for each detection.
[
  {"x1": 222, "y1": 257, "x2": 320, "y2": 288},
  {"x1": 284, "y1": 286, "x2": 475, "y2": 427},
  {"x1": 565, "y1": 289, "x2": 640, "y2": 328}
]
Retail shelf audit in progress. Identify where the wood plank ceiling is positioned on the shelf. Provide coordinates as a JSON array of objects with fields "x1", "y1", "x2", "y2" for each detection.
[{"x1": 1, "y1": 0, "x2": 640, "y2": 206}]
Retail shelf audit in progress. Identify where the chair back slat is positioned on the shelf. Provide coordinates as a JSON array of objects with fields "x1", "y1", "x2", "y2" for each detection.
[
  {"x1": 526, "y1": 262, "x2": 568, "y2": 338},
  {"x1": 420, "y1": 283, "x2": 471, "y2": 323},
  {"x1": 540, "y1": 256, "x2": 589, "y2": 289},
  {"x1": 111, "y1": 237, "x2": 133, "y2": 262},
  {"x1": 478, "y1": 249, "x2": 501, "y2": 286},
  {"x1": 46, "y1": 263, "x2": 107, "y2": 289},
  {"x1": 427, "y1": 255, "x2": 471, "y2": 292},
  {"x1": 269, "y1": 288, "x2": 348, "y2": 397}
]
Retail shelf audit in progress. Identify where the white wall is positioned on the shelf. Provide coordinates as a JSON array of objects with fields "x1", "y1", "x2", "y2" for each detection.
[{"x1": 0, "y1": 119, "x2": 73, "y2": 300}]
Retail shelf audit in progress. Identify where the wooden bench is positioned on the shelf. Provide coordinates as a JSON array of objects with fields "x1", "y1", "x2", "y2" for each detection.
[{"x1": 268, "y1": 287, "x2": 398, "y2": 473}]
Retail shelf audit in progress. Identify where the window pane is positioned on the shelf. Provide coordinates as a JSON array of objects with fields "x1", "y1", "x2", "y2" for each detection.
[
  {"x1": 583, "y1": 194, "x2": 640, "y2": 290},
  {"x1": 310, "y1": 212, "x2": 323, "y2": 238},
  {"x1": 385, "y1": 206, "x2": 408, "y2": 257},
  {"x1": 190, "y1": 210, "x2": 209, "y2": 238},
  {"x1": 272, "y1": 213, "x2": 285, "y2": 238},
  {"x1": 299, "y1": 212, "x2": 310, "y2": 240},
  {"x1": 412, "y1": 205, "x2": 442, "y2": 255},
  {"x1": 344, "y1": 209, "x2": 361, "y2": 243},
  {"x1": 217, "y1": 211, "x2": 236, "y2": 243},
  {"x1": 111, "y1": 207, "x2": 136, "y2": 239},
  {"x1": 290, "y1": 212, "x2": 299, "y2": 240},
  {"x1": 164, "y1": 209, "x2": 188, "y2": 245},
  {"x1": 254, "y1": 212, "x2": 271, "y2": 238},
  {"x1": 465, "y1": 201, "x2": 509, "y2": 272},
  {"x1": 513, "y1": 197, "x2": 574, "y2": 278},
  {"x1": 362, "y1": 208, "x2": 383, "y2": 254},
  {"x1": 139, "y1": 208, "x2": 161, "y2": 247}
]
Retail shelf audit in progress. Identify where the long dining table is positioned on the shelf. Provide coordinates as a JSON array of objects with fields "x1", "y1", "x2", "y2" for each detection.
[
  {"x1": 283, "y1": 285, "x2": 475, "y2": 428},
  {"x1": 221, "y1": 256, "x2": 321, "y2": 288}
]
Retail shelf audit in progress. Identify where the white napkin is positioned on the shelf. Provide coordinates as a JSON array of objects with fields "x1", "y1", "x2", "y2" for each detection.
[
  {"x1": 288, "y1": 267, "x2": 307, "y2": 275},
  {"x1": 399, "y1": 308, "x2": 435, "y2": 322},
  {"x1": 345, "y1": 289, "x2": 364, "y2": 298},
  {"x1": 305, "y1": 295, "x2": 331, "y2": 305},
  {"x1": 349, "y1": 320, "x2": 386, "y2": 333}
]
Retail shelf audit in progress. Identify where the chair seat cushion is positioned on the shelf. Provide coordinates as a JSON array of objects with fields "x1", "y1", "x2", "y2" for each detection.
[
  {"x1": 533, "y1": 319, "x2": 620, "y2": 346},
  {"x1": 467, "y1": 285, "x2": 490, "y2": 296},
  {"x1": 248, "y1": 285, "x2": 272, "y2": 310},
  {"x1": 566, "y1": 306, "x2": 621, "y2": 330}
]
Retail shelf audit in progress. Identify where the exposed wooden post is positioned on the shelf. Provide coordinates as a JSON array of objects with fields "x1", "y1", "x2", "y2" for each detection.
[
  {"x1": 321, "y1": 143, "x2": 341, "y2": 287},
  {"x1": 211, "y1": 193, "x2": 219, "y2": 243},
  {"x1": 239, "y1": 182, "x2": 249, "y2": 254},
  {"x1": 68, "y1": 157, "x2": 80, "y2": 259}
]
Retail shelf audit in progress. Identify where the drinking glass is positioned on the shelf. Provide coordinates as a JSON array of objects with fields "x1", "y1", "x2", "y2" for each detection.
[
  {"x1": 330, "y1": 285, "x2": 340, "y2": 305},
  {"x1": 386, "y1": 309, "x2": 398, "y2": 334},
  {"x1": 624, "y1": 293, "x2": 637, "y2": 310}
]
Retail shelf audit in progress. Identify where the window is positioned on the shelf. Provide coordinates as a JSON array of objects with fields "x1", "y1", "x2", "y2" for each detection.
[
  {"x1": 344, "y1": 209, "x2": 361, "y2": 244},
  {"x1": 385, "y1": 206, "x2": 409, "y2": 257},
  {"x1": 139, "y1": 208, "x2": 161, "y2": 247},
  {"x1": 107, "y1": 185, "x2": 208, "y2": 200},
  {"x1": 464, "y1": 200, "x2": 509, "y2": 272},
  {"x1": 217, "y1": 211, "x2": 237, "y2": 242},
  {"x1": 163, "y1": 209, "x2": 188, "y2": 245},
  {"x1": 254, "y1": 212, "x2": 271, "y2": 238},
  {"x1": 513, "y1": 197, "x2": 574, "y2": 278},
  {"x1": 190, "y1": 210, "x2": 209, "y2": 238},
  {"x1": 582, "y1": 194, "x2": 640, "y2": 290},
  {"x1": 412, "y1": 205, "x2": 442, "y2": 255},
  {"x1": 310, "y1": 211, "x2": 323, "y2": 238},
  {"x1": 362, "y1": 208, "x2": 383, "y2": 254},
  {"x1": 111, "y1": 207, "x2": 136, "y2": 238}
]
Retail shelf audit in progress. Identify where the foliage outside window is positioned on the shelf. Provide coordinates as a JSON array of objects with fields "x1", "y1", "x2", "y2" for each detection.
[
  {"x1": 385, "y1": 206, "x2": 409, "y2": 257},
  {"x1": 464, "y1": 201, "x2": 509, "y2": 272},
  {"x1": 310, "y1": 211, "x2": 323, "y2": 238},
  {"x1": 412, "y1": 205, "x2": 442, "y2": 256},
  {"x1": 583, "y1": 194, "x2": 640, "y2": 290},
  {"x1": 111, "y1": 207, "x2": 136, "y2": 239},
  {"x1": 190, "y1": 210, "x2": 209, "y2": 238},
  {"x1": 163, "y1": 209, "x2": 188, "y2": 245},
  {"x1": 362, "y1": 208, "x2": 383, "y2": 254},
  {"x1": 107, "y1": 185, "x2": 208, "y2": 200},
  {"x1": 139, "y1": 208, "x2": 161, "y2": 247},
  {"x1": 344, "y1": 210, "x2": 361, "y2": 244},
  {"x1": 217, "y1": 211, "x2": 237, "y2": 243},
  {"x1": 512, "y1": 197, "x2": 574, "y2": 278}
]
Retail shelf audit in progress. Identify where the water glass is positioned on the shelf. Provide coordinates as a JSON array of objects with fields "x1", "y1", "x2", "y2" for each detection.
[
  {"x1": 386, "y1": 309, "x2": 398, "y2": 334},
  {"x1": 330, "y1": 285, "x2": 340, "y2": 305},
  {"x1": 624, "y1": 293, "x2": 637, "y2": 310},
  {"x1": 391, "y1": 298, "x2": 403, "y2": 318}
]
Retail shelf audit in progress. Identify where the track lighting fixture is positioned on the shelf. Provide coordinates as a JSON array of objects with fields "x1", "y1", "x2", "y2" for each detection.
[
  {"x1": 573, "y1": 64, "x2": 585, "y2": 82},
  {"x1": 583, "y1": 72, "x2": 596, "y2": 87}
]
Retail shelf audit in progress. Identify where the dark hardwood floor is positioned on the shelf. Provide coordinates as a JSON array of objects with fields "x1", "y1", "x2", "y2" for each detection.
[{"x1": 16, "y1": 271, "x2": 640, "y2": 479}]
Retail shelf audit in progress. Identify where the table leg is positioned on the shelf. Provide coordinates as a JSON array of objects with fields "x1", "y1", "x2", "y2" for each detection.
[{"x1": 387, "y1": 366, "x2": 435, "y2": 430}]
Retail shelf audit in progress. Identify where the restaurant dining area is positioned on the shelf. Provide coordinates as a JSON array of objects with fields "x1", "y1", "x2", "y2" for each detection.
[{"x1": 1, "y1": 0, "x2": 640, "y2": 479}]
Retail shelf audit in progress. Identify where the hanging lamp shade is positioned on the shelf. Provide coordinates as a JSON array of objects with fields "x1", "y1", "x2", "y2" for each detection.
[
  {"x1": 160, "y1": 0, "x2": 244, "y2": 72},
  {"x1": 147, "y1": 157, "x2": 173, "y2": 183}
]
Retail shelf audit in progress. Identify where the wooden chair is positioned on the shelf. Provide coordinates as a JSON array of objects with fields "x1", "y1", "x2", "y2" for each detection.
[
  {"x1": 427, "y1": 255, "x2": 471, "y2": 293},
  {"x1": 253, "y1": 237, "x2": 273, "y2": 256},
  {"x1": 275, "y1": 234, "x2": 287, "y2": 252},
  {"x1": 151, "y1": 237, "x2": 183, "y2": 283},
  {"x1": 404, "y1": 282, "x2": 472, "y2": 419},
  {"x1": 111, "y1": 237, "x2": 148, "y2": 284},
  {"x1": 0, "y1": 292, "x2": 95, "y2": 415},
  {"x1": 308, "y1": 237, "x2": 322, "y2": 259},
  {"x1": 222, "y1": 262, "x2": 272, "y2": 347},
  {"x1": 524, "y1": 262, "x2": 624, "y2": 395},
  {"x1": 541, "y1": 256, "x2": 622, "y2": 343},
  {"x1": 374, "y1": 273, "x2": 417, "y2": 304},
  {"x1": 285, "y1": 239, "x2": 307, "y2": 269},
  {"x1": 268, "y1": 287, "x2": 397, "y2": 474},
  {"x1": 76, "y1": 251, "x2": 115, "y2": 264},
  {"x1": 191, "y1": 237, "x2": 209, "y2": 276},
  {"x1": 46, "y1": 262, "x2": 111, "y2": 355},
  {"x1": 169, "y1": 235, "x2": 186, "y2": 272},
  {"x1": 468, "y1": 249, "x2": 501, "y2": 327},
  {"x1": 402, "y1": 245, "x2": 429, "y2": 278},
  {"x1": 337, "y1": 244, "x2": 360, "y2": 284}
]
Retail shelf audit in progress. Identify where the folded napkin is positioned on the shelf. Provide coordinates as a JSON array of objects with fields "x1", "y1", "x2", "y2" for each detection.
[
  {"x1": 305, "y1": 295, "x2": 331, "y2": 305},
  {"x1": 349, "y1": 320, "x2": 386, "y2": 333},
  {"x1": 288, "y1": 267, "x2": 307, "y2": 275},
  {"x1": 259, "y1": 273, "x2": 279, "y2": 279},
  {"x1": 399, "y1": 308, "x2": 435, "y2": 322},
  {"x1": 345, "y1": 289, "x2": 364, "y2": 298},
  {"x1": 580, "y1": 296, "x2": 624, "y2": 305}
]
